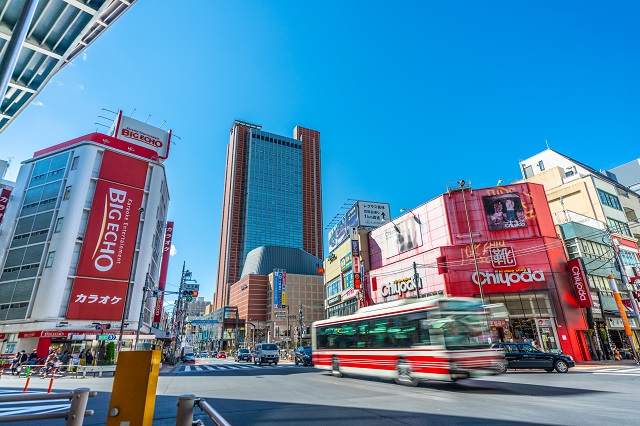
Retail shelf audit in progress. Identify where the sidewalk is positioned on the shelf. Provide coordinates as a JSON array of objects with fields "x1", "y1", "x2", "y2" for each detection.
[{"x1": 573, "y1": 359, "x2": 639, "y2": 370}]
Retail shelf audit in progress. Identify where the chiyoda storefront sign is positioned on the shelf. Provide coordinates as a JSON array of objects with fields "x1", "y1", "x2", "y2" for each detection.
[
  {"x1": 567, "y1": 258, "x2": 592, "y2": 308},
  {"x1": 381, "y1": 276, "x2": 423, "y2": 297},
  {"x1": 472, "y1": 268, "x2": 545, "y2": 287}
]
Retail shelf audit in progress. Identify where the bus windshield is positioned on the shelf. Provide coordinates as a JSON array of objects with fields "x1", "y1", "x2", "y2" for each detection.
[{"x1": 437, "y1": 314, "x2": 489, "y2": 349}]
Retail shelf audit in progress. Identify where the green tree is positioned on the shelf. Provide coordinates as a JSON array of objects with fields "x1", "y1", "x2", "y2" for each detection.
[{"x1": 104, "y1": 342, "x2": 116, "y2": 365}]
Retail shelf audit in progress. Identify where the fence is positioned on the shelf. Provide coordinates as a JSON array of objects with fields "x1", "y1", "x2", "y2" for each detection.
[
  {"x1": 0, "y1": 388, "x2": 97, "y2": 425},
  {"x1": 176, "y1": 394, "x2": 231, "y2": 426}
]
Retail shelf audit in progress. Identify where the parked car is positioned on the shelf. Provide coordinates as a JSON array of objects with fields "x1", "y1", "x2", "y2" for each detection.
[
  {"x1": 295, "y1": 346, "x2": 313, "y2": 366},
  {"x1": 253, "y1": 343, "x2": 279, "y2": 365},
  {"x1": 183, "y1": 352, "x2": 196, "y2": 363},
  {"x1": 199, "y1": 351, "x2": 209, "y2": 358},
  {"x1": 491, "y1": 342, "x2": 575, "y2": 373},
  {"x1": 235, "y1": 348, "x2": 252, "y2": 363},
  {"x1": 216, "y1": 351, "x2": 227, "y2": 359}
]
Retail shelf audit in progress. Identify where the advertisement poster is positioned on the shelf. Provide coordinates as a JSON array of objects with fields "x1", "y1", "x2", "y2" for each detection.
[
  {"x1": 482, "y1": 193, "x2": 527, "y2": 231},
  {"x1": 328, "y1": 215, "x2": 348, "y2": 253},
  {"x1": 385, "y1": 217, "x2": 422, "y2": 257},
  {"x1": 274, "y1": 272, "x2": 282, "y2": 308},
  {"x1": 346, "y1": 203, "x2": 359, "y2": 228}
]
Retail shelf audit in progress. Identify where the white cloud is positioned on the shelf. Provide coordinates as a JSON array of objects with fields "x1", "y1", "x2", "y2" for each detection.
[
  {"x1": 52, "y1": 80, "x2": 63, "y2": 86},
  {"x1": 170, "y1": 244, "x2": 177, "y2": 256},
  {"x1": 31, "y1": 101, "x2": 44, "y2": 107},
  {"x1": 82, "y1": 52, "x2": 88, "y2": 61},
  {"x1": 76, "y1": 84, "x2": 84, "y2": 91}
]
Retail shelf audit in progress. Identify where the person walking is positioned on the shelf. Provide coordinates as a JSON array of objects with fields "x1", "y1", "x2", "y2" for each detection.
[{"x1": 85, "y1": 349, "x2": 94, "y2": 366}]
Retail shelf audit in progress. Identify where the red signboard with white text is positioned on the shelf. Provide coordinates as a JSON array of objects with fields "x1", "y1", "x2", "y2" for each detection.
[
  {"x1": 567, "y1": 258, "x2": 593, "y2": 308},
  {"x1": 75, "y1": 180, "x2": 144, "y2": 280},
  {"x1": 108, "y1": 111, "x2": 171, "y2": 161},
  {"x1": 67, "y1": 151, "x2": 148, "y2": 320},
  {"x1": 0, "y1": 187, "x2": 11, "y2": 226},
  {"x1": 154, "y1": 221, "x2": 174, "y2": 323}
]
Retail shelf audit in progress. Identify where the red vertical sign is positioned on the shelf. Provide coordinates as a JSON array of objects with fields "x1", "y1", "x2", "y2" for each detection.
[
  {"x1": 67, "y1": 152, "x2": 148, "y2": 320},
  {"x1": 0, "y1": 187, "x2": 12, "y2": 226},
  {"x1": 154, "y1": 221, "x2": 173, "y2": 323},
  {"x1": 568, "y1": 258, "x2": 593, "y2": 308}
]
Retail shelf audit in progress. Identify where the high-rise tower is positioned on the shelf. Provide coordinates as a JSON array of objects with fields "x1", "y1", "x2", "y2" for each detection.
[{"x1": 214, "y1": 120, "x2": 322, "y2": 309}]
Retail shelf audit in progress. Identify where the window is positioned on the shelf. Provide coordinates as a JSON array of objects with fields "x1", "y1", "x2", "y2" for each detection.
[
  {"x1": 619, "y1": 250, "x2": 640, "y2": 267},
  {"x1": 71, "y1": 156, "x2": 79, "y2": 170},
  {"x1": 63, "y1": 186, "x2": 71, "y2": 200},
  {"x1": 45, "y1": 251, "x2": 55, "y2": 267},
  {"x1": 565, "y1": 170, "x2": 575, "y2": 177},
  {"x1": 523, "y1": 165, "x2": 533, "y2": 179},
  {"x1": 54, "y1": 217, "x2": 64, "y2": 233},
  {"x1": 538, "y1": 161, "x2": 545, "y2": 171},
  {"x1": 598, "y1": 189, "x2": 622, "y2": 210},
  {"x1": 606, "y1": 217, "x2": 632, "y2": 237}
]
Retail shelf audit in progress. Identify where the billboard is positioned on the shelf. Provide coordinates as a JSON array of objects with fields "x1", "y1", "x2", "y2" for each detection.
[
  {"x1": 109, "y1": 110, "x2": 171, "y2": 161},
  {"x1": 0, "y1": 187, "x2": 11, "y2": 226},
  {"x1": 385, "y1": 216, "x2": 423, "y2": 257},
  {"x1": 274, "y1": 271, "x2": 286, "y2": 308},
  {"x1": 154, "y1": 221, "x2": 174, "y2": 323},
  {"x1": 68, "y1": 151, "x2": 148, "y2": 320},
  {"x1": 328, "y1": 215, "x2": 347, "y2": 253},
  {"x1": 482, "y1": 192, "x2": 527, "y2": 231},
  {"x1": 568, "y1": 258, "x2": 593, "y2": 308},
  {"x1": 358, "y1": 201, "x2": 390, "y2": 227}
]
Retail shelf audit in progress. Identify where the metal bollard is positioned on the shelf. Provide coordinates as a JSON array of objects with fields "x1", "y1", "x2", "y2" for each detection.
[
  {"x1": 67, "y1": 388, "x2": 91, "y2": 426},
  {"x1": 176, "y1": 394, "x2": 196, "y2": 426}
]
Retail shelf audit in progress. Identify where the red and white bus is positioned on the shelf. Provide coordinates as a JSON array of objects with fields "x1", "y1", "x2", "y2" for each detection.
[{"x1": 312, "y1": 296, "x2": 505, "y2": 385}]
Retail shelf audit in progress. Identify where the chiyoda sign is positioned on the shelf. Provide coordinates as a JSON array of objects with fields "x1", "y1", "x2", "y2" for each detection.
[
  {"x1": 381, "y1": 276, "x2": 423, "y2": 297},
  {"x1": 109, "y1": 110, "x2": 171, "y2": 161},
  {"x1": 567, "y1": 258, "x2": 592, "y2": 308},
  {"x1": 472, "y1": 268, "x2": 545, "y2": 287}
]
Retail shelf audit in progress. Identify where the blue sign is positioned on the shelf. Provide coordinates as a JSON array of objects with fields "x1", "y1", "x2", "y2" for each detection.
[
  {"x1": 190, "y1": 320, "x2": 218, "y2": 325},
  {"x1": 274, "y1": 272, "x2": 282, "y2": 307}
]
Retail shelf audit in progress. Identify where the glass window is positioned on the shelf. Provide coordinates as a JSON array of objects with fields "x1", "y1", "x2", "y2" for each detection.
[
  {"x1": 598, "y1": 189, "x2": 622, "y2": 210},
  {"x1": 63, "y1": 186, "x2": 72, "y2": 200},
  {"x1": 538, "y1": 161, "x2": 545, "y2": 171},
  {"x1": 71, "y1": 156, "x2": 79, "y2": 170},
  {"x1": 523, "y1": 165, "x2": 533, "y2": 179},
  {"x1": 606, "y1": 217, "x2": 632, "y2": 237},
  {"x1": 54, "y1": 217, "x2": 64, "y2": 233}
]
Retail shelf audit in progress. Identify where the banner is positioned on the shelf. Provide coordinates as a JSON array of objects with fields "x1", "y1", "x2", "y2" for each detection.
[
  {"x1": 568, "y1": 258, "x2": 592, "y2": 308},
  {"x1": 0, "y1": 187, "x2": 11, "y2": 226},
  {"x1": 154, "y1": 221, "x2": 174, "y2": 323},
  {"x1": 68, "y1": 151, "x2": 148, "y2": 320}
]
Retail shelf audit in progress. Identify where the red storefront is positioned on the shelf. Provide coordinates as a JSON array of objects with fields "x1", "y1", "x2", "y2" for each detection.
[{"x1": 367, "y1": 183, "x2": 589, "y2": 361}]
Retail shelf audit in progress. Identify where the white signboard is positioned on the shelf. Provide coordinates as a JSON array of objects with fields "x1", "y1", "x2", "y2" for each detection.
[
  {"x1": 109, "y1": 110, "x2": 171, "y2": 160},
  {"x1": 350, "y1": 226, "x2": 358, "y2": 240},
  {"x1": 358, "y1": 202, "x2": 390, "y2": 227}
]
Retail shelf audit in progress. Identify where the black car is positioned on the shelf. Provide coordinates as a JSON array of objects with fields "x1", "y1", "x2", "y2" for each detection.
[
  {"x1": 235, "y1": 348, "x2": 252, "y2": 363},
  {"x1": 295, "y1": 346, "x2": 313, "y2": 366},
  {"x1": 491, "y1": 342, "x2": 575, "y2": 373}
]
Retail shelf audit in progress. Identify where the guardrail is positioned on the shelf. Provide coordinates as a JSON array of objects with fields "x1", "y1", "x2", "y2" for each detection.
[
  {"x1": 176, "y1": 394, "x2": 231, "y2": 426},
  {"x1": 0, "y1": 387, "x2": 96, "y2": 425}
]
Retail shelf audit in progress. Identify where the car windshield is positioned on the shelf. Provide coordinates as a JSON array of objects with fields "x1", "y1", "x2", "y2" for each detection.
[
  {"x1": 261, "y1": 344, "x2": 278, "y2": 351},
  {"x1": 185, "y1": 353, "x2": 194, "y2": 357},
  {"x1": 238, "y1": 349, "x2": 249, "y2": 353}
]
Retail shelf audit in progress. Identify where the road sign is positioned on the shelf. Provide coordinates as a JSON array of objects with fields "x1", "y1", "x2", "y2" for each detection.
[
  {"x1": 98, "y1": 334, "x2": 117, "y2": 341},
  {"x1": 177, "y1": 310, "x2": 184, "y2": 317}
]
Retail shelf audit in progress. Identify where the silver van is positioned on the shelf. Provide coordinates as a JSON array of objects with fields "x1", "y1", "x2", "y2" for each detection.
[{"x1": 253, "y1": 343, "x2": 279, "y2": 365}]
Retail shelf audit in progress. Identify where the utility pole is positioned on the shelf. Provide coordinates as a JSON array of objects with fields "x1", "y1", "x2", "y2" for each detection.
[
  {"x1": 299, "y1": 301, "x2": 303, "y2": 348},
  {"x1": 171, "y1": 262, "x2": 186, "y2": 362},
  {"x1": 134, "y1": 273, "x2": 151, "y2": 350}
]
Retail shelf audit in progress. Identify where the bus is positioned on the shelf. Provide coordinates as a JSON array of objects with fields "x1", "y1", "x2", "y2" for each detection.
[{"x1": 312, "y1": 296, "x2": 505, "y2": 385}]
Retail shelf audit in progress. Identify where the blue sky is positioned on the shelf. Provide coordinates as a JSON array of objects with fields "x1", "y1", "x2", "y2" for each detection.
[{"x1": 1, "y1": 1, "x2": 638, "y2": 305}]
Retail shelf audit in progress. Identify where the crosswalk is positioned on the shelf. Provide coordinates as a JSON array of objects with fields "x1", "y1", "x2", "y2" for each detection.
[
  {"x1": 0, "y1": 389, "x2": 70, "y2": 418},
  {"x1": 177, "y1": 363, "x2": 304, "y2": 373},
  {"x1": 591, "y1": 367, "x2": 640, "y2": 376}
]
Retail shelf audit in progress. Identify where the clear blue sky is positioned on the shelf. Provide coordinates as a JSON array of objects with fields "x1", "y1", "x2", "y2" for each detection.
[{"x1": 1, "y1": 1, "x2": 639, "y2": 305}]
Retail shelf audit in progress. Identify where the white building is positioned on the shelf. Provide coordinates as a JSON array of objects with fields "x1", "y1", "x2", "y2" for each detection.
[{"x1": 0, "y1": 130, "x2": 170, "y2": 358}]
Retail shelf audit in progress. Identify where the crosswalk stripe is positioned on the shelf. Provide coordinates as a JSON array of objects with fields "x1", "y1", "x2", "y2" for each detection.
[{"x1": 178, "y1": 363, "x2": 302, "y2": 373}]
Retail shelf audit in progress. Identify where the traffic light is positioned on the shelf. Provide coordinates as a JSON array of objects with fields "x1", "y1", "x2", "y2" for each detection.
[{"x1": 182, "y1": 290, "x2": 198, "y2": 302}]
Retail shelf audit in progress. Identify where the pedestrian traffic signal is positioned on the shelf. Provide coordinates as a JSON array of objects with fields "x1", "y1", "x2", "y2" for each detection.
[{"x1": 182, "y1": 290, "x2": 198, "y2": 302}]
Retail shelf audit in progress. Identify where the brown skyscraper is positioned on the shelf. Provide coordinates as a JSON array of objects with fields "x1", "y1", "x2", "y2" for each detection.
[{"x1": 214, "y1": 121, "x2": 322, "y2": 310}]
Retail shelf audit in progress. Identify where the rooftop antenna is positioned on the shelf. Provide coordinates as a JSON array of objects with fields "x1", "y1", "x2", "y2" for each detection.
[
  {"x1": 101, "y1": 108, "x2": 117, "y2": 115},
  {"x1": 129, "y1": 108, "x2": 136, "y2": 117},
  {"x1": 545, "y1": 139, "x2": 550, "y2": 149},
  {"x1": 159, "y1": 119, "x2": 166, "y2": 129},
  {"x1": 144, "y1": 114, "x2": 151, "y2": 124}
]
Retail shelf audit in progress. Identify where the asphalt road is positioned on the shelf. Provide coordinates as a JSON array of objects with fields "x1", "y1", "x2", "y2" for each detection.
[{"x1": 1, "y1": 359, "x2": 639, "y2": 425}]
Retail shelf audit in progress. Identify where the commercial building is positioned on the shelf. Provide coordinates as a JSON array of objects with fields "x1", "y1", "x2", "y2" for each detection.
[
  {"x1": 520, "y1": 149, "x2": 640, "y2": 359},
  {"x1": 366, "y1": 182, "x2": 589, "y2": 361},
  {"x1": 184, "y1": 297, "x2": 210, "y2": 317},
  {"x1": 0, "y1": 114, "x2": 172, "y2": 359},
  {"x1": 214, "y1": 120, "x2": 322, "y2": 310},
  {"x1": 0, "y1": 0, "x2": 137, "y2": 133}
]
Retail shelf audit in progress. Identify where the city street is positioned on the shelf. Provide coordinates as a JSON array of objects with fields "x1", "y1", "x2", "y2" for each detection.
[{"x1": 1, "y1": 359, "x2": 639, "y2": 425}]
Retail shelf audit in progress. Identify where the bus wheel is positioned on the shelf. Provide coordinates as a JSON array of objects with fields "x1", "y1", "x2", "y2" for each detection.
[
  {"x1": 395, "y1": 359, "x2": 418, "y2": 387},
  {"x1": 332, "y1": 356, "x2": 342, "y2": 378}
]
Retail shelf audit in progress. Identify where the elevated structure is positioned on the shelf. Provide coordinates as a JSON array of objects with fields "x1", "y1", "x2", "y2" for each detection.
[{"x1": 0, "y1": 0, "x2": 137, "y2": 133}]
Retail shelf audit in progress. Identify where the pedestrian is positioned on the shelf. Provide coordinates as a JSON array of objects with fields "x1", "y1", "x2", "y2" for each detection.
[
  {"x1": 28, "y1": 349, "x2": 39, "y2": 365},
  {"x1": 79, "y1": 349, "x2": 86, "y2": 366},
  {"x1": 42, "y1": 351, "x2": 56, "y2": 377},
  {"x1": 531, "y1": 341, "x2": 539, "y2": 349},
  {"x1": 85, "y1": 349, "x2": 94, "y2": 366},
  {"x1": 613, "y1": 348, "x2": 622, "y2": 361},
  {"x1": 10, "y1": 353, "x2": 21, "y2": 376}
]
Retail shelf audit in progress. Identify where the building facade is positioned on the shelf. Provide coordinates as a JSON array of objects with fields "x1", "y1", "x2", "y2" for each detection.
[
  {"x1": 214, "y1": 120, "x2": 322, "y2": 310},
  {"x1": 184, "y1": 297, "x2": 211, "y2": 317},
  {"x1": 366, "y1": 182, "x2": 589, "y2": 361},
  {"x1": 0, "y1": 130, "x2": 171, "y2": 358},
  {"x1": 520, "y1": 149, "x2": 640, "y2": 359}
]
